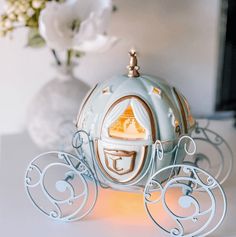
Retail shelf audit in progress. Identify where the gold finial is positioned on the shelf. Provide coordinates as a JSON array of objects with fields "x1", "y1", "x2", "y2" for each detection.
[{"x1": 127, "y1": 49, "x2": 140, "y2": 78}]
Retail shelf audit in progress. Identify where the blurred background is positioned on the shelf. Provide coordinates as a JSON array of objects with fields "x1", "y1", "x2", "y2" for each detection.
[
  {"x1": 0, "y1": 0, "x2": 235, "y2": 137},
  {"x1": 0, "y1": 1, "x2": 236, "y2": 236}
]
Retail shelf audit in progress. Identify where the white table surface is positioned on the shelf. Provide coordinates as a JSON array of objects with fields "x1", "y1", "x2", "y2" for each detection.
[{"x1": 0, "y1": 119, "x2": 236, "y2": 237}]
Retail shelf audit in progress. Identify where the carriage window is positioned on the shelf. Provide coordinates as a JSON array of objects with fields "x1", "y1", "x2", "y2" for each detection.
[
  {"x1": 108, "y1": 105, "x2": 146, "y2": 140},
  {"x1": 183, "y1": 96, "x2": 195, "y2": 127}
]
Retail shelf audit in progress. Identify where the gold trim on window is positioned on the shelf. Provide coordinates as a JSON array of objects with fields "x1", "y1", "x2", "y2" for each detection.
[
  {"x1": 152, "y1": 87, "x2": 162, "y2": 97},
  {"x1": 102, "y1": 86, "x2": 112, "y2": 94},
  {"x1": 100, "y1": 95, "x2": 156, "y2": 142},
  {"x1": 173, "y1": 88, "x2": 188, "y2": 134},
  {"x1": 108, "y1": 105, "x2": 146, "y2": 140}
]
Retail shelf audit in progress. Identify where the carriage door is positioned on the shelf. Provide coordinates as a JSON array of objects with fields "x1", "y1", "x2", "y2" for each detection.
[{"x1": 96, "y1": 96, "x2": 155, "y2": 183}]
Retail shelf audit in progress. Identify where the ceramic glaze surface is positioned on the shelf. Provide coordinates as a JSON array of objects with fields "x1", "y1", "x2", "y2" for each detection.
[{"x1": 76, "y1": 74, "x2": 195, "y2": 190}]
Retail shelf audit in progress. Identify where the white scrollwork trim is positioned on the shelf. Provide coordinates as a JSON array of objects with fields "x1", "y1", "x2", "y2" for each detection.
[
  {"x1": 144, "y1": 164, "x2": 227, "y2": 237},
  {"x1": 153, "y1": 140, "x2": 164, "y2": 161},
  {"x1": 192, "y1": 125, "x2": 233, "y2": 185},
  {"x1": 25, "y1": 151, "x2": 98, "y2": 222}
]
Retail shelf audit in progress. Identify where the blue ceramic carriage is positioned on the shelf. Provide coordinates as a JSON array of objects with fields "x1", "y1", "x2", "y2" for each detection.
[{"x1": 25, "y1": 51, "x2": 232, "y2": 237}]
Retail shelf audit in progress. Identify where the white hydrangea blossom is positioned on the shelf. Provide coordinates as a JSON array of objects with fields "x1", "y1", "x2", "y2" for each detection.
[{"x1": 39, "y1": 0, "x2": 117, "y2": 52}]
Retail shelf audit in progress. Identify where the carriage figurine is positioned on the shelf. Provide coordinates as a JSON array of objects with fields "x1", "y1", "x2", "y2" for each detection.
[{"x1": 25, "y1": 50, "x2": 233, "y2": 237}]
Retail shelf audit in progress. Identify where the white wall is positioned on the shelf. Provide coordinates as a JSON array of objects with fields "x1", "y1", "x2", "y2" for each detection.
[{"x1": 0, "y1": 0, "x2": 221, "y2": 134}]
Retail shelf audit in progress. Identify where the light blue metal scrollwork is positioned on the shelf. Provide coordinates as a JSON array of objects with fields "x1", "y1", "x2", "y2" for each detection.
[
  {"x1": 191, "y1": 122, "x2": 233, "y2": 185},
  {"x1": 24, "y1": 128, "x2": 228, "y2": 237},
  {"x1": 25, "y1": 151, "x2": 98, "y2": 221},
  {"x1": 144, "y1": 164, "x2": 227, "y2": 237},
  {"x1": 72, "y1": 130, "x2": 109, "y2": 188}
]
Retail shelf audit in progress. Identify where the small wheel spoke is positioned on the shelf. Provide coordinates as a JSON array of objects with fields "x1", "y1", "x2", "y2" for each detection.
[
  {"x1": 25, "y1": 151, "x2": 98, "y2": 222},
  {"x1": 144, "y1": 164, "x2": 227, "y2": 237},
  {"x1": 191, "y1": 125, "x2": 233, "y2": 185}
]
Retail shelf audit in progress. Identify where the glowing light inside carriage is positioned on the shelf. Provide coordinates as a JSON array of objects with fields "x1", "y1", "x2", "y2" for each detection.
[
  {"x1": 24, "y1": 50, "x2": 229, "y2": 237},
  {"x1": 108, "y1": 105, "x2": 146, "y2": 140}
]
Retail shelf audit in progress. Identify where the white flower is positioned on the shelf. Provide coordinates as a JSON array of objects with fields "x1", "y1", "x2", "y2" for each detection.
[
  {"x1": 27, "y1": 8, "x2": 35, "y2": 17},
  {"x1": 39, "y1": 0, "x2": 117, "y2": 52},
  {"x1": 32, "y1": 0, "x2": 43, "y2": 9}
]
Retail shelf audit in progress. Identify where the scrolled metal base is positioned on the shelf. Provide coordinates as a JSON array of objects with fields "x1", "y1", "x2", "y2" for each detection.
[
  {"x1": 144, "y1": 164, "x2": 227, "y2": 237},
  {"x1": 191, "y1": 123, "x2": 233, "y2": 185},
  {"x1": 25, "y1": 151, "x2": 98, "y2": 222},
  {"x1": 24, "y1": 127, "x2": 230, "y2": 237}
]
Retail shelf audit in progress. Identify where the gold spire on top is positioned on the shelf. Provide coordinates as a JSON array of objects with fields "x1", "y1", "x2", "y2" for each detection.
[{"x1": 127, "y1": 49, "x2": 140, "y2": 78}]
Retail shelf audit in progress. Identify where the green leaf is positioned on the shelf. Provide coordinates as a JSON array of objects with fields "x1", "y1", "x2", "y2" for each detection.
[
  {"x1": 26, "y1": 28, "x2": 45, "y2": 48},
  {"x1": 73, "y1": 50, "x2": 85, "y2": 58}
]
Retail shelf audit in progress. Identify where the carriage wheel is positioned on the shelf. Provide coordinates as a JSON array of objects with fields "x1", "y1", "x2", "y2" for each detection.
[
  {"x1": 191, "y1": 125, "x2": 233, "y2": 185},
  {"x1": 25, "y1": 151, "x2": 98, "y2": 222},
  {"x1": 144, "y1": 164, "x2": 227, "y2": 237}
]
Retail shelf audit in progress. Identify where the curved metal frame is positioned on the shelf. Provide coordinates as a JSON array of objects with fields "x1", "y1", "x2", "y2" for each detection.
[
  {"x1": 25, "y1": 151, "x2": 98, "y2": 222},
  {"x1": 24, "y1": 123, "x2": 230, "y2": 236},
  {"x1": 144, "y1": 164, "x2": 227, "y2": 237},
  {"x1": 191, "y1": 123, "x2": 233, "y2": 185}
]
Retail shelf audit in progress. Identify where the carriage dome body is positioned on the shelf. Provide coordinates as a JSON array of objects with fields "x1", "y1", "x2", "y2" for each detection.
[
  {"x1": 76, "y1": 51, "x2": 195, "y2": 191},
  {"x1": 24, "y1": 52, "x2": 229, "y2": 236},
  {"x1": 76, "y1": 73, "x2": 195, "y2": 191}
]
